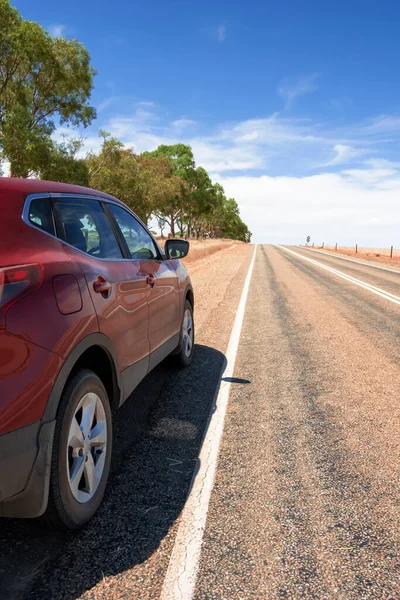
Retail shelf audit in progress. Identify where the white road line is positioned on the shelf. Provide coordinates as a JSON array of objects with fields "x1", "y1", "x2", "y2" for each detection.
[
  {"x1": 276, "y1": 245, "x2": 400, "y2": 306},
  {"x1": 299, "y1": 246, "x2": 400, "y2": 275},
  {"x1": 160, "y1": 244, "x2": 257, "y2": 600}
]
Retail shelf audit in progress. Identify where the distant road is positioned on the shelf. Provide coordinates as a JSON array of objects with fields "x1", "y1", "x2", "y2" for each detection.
[
  {"x1": 279, "y1": 245, "x2": 400, "y2": 305},
  {"x1": 299, "y1": 244, "x2": 400, "y2": 275}
]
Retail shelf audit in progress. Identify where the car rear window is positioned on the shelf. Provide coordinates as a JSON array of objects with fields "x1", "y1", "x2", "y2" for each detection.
[
  {"x1": 28, "y1": 197, "x2": 55, "y2": 236},
  {"x1": 55, "y1": 197, "x2": 123, "y2": 259}
]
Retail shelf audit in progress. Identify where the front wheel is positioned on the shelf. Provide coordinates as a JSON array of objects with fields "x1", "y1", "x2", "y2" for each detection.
[
  {"x1": 173, "y1": 299, "x2": 195, "y2": 367},
  {"x1": 44, "y1": 369, "x2": 112, "y2": 530}
]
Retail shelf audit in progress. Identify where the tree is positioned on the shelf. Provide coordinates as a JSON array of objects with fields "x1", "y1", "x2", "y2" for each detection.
[
  {"x1": 143, "y1": 156, "x2": 186, "y2": 235},
  {"x1": 187, "y1": 167, "x2": 217, "y2": 238},
  {"x1": 208, "y1": 193, "x2": 251, "y2": 242},
  {"x1": 39, "y1": 138, "x2": 89, "y2": 186},
  {"x1": 141, "y1": 143, "x2": 252, "y2": 240},
  {"x1": 86, "y1": 134, "x2": 185, "y2": 225},
  {"x1": 144, "y1": 143, "x2": 195, "y2": 177},
  {"x1": 86, "y1": 132, "x2": 149, "y2": 220},
  {"x1": 157, "y1": 217, "x2": 166, "y2": 238},
  {"x1": 143, "y1": 144, "x2": 196, "y2": 235},
  {"x1": 0, "y1": 0, "x2": 96, "y2": 177},
  {"x1": 135, "y1": 153, "x2": 182, "y2": 227}
]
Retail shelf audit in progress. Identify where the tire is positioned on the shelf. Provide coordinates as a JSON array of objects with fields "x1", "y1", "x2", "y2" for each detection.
[
  {"x1": 172, "y1": 299, "x2": 195, "y2": 367},
  {"x1": 43, "y1": 369, "x2": 112, "y2": 530}
]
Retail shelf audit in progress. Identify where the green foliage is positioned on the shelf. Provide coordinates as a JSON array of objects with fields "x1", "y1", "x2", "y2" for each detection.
[
  {"x1": 136, "y1": 153, "x2": 184, "y2": 228},
  {"x1": 142, "y1": 144, "x2": 194, "y2": 234},
  {"x1": 214, "y1": 197, "x2": 252, "y2": 242},
  {"x1": 0, "y1": 0, "x2": 96, "y2": 177},
  {"x1": 89, "y1": 140, "x2": 251, "y2": 241},
  {"x1": 144, "y1": 143, "x2": 195, "y2": 177},
  {"x1": 39, "y1": 138, "x2": 89, "y2": 186},
  {"x1": 86, "y1": 132, "x2": 147, "y2": 220}
]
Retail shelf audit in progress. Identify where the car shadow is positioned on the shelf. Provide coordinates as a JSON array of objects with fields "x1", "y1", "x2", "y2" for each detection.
[{"x1": 0, "y1": 343, "x2": 229, "y2": 600}]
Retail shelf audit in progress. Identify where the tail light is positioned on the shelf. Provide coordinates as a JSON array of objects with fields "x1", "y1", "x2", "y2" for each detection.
[{"x1": 0, "y1": 264, "x2": 43, "y2": 329}]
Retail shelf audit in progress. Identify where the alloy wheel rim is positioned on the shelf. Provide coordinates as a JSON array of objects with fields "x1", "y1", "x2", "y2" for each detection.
[
  {"x1": 182, "y1": 308, "x2": 193, "y2": 358},
  {"x1": 66, "y1": 392, "x2": 107, "y2": 503}
]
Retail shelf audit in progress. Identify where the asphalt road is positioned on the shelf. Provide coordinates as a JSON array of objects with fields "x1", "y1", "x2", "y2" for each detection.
[
  {"x1": 194, "y1": 245, "x2": 400, "y2": 599},
  {"x1": 1, "y1": 243, "x2": 399, "y2": 599}
]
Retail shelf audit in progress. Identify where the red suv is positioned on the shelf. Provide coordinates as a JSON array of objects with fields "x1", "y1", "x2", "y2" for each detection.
[{"x1": 0, "y1": 178, "x2": 194, "y2": 529}]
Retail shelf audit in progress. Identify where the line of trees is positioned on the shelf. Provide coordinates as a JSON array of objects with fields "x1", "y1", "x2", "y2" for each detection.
[{"x1": 0, "y1": 0, "x2": 251, "y2": 241}]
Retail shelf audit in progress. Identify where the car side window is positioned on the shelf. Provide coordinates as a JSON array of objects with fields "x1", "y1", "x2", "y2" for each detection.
[
  {"x1": 28, "y1": 197, "x2": 55, "y2": 236},
  {"x1": 55, "y1": 198, "x2": 123, "y2": 259},
  {"x1": 108, "y1": 204, "x2": 158, "y2": 260}
]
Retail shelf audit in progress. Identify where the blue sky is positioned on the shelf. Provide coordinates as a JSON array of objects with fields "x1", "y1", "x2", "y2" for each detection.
[{"x1": 12, "y1": 0, "x2": 400, "y2": 244}]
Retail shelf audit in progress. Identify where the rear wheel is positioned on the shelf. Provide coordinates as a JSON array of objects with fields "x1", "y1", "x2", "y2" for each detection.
[
  {"x1": 172, "y1": 299, "x2": 195, "y2": 367},
  {"x1": 44, "y1": 369, "x2": 112, "y2": 530}
]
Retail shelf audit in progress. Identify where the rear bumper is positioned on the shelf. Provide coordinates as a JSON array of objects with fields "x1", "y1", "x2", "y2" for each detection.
[{"x1": 0, "y1": 420, "x2": 55, "y2": 518}]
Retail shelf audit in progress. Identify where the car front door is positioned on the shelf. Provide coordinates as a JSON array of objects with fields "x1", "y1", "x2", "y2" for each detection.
[
  {"x1": 54, "y1": 196, "x2": 150, "y2": 382},
  {"x1": 107, "y1": 204, "x2": 181, "y2": 365}
]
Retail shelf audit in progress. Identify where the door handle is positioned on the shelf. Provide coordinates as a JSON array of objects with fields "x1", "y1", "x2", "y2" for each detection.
[
  {"x1": 93, "y1": 276, "x2": 111, "y2": 297},
  {"x1": 146, "y1": 274, "x2": 156, "y2": 288}
]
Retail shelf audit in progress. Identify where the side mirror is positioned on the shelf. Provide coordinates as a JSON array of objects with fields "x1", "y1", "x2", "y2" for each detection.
[{"x1": 165, "y1": 239, "x2": 190, "y2": 259}]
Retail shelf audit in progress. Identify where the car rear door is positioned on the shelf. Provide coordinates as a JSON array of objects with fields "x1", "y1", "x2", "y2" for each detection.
[
  {"x1": 54, "y1": 195, "x2": 150, "y2": 380},
  {"x1": 106, "y1": 203, "x2": 181, "y2": 365}
]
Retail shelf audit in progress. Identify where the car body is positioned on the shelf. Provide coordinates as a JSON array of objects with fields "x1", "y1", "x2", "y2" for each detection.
[{"x1": 0, "y1": 177, "x2": 194, "y2": 528}]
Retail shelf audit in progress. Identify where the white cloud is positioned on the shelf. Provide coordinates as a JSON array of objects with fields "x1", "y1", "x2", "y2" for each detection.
[
  {"x1": 191, "y1": 140, "x2": 264, "y2": 172},
  {"x1": 342, "y1": 167, "x2": 399, "y2": 186},
  {"x1": 48, "y1": 24, "x2": 66, "y2": 37},
  {"x1": 320, "y1": 144, "x2": 368, "y2": 167},
  {"x1": 171, "y1": 119, "x2": 196, "y2": 133},
  {"x1": 328, "y1": 96, "x2": 352, "y2": 111},
  {"x1": 136, "y1": 101, "x2": 156, "y2": 108},
  {"x1": 359, "y1": 115, "x2": 400, "y2": 135},
  {"x1": 97, "y1": 97, "x2": 115, "y2": 113},
  {"x1": 216, "y1": 25, "x2": 226, "y2": 42},
  {"x1": 277, "y1": 73, "x2": 319, "y2": 109},
  {"x1": 106, "y1": 106, "x2": 159, "y2": 140},
  {"x1": 224, "y1": 114, "x2": 323, "y2": 145},
  {"x1": 364, "y1": 157, "x2": 400, "y2": 169},
  {"x1": 218, "y1": 169, "x2": 400, "y2": 244}
]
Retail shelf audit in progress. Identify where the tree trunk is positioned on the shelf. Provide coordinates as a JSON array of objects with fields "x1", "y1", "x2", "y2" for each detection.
[{"x1": 170, "y1": 214, "x2": 175, "y2": 237}]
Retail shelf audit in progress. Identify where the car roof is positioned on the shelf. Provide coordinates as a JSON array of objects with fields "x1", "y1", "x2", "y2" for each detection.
[{"x1": 0, "y1": 177, "x2": 121, "y2": 203}]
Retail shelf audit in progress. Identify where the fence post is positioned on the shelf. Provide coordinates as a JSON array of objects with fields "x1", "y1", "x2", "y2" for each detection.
[
  {"x1": 390, "y1": 245, "x2": 393, "y2": 258},
  {"x1": 335, "y1": 242, "x2": 337, "y2": 251},
  {"x1": 322, "y1": 242, "x2": 324, "y2": 248},
  {"x1": 356, "y1": 244, "x2": 358, "y2": 254}
]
